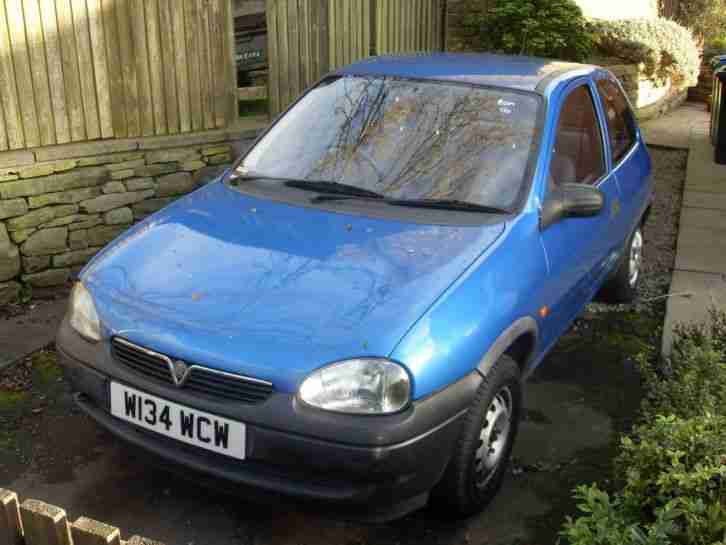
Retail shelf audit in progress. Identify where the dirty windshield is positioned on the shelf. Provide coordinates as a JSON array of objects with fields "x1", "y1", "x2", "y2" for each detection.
[{"x1": 231, "y1": 75, "x2": 541, "y2": 210}]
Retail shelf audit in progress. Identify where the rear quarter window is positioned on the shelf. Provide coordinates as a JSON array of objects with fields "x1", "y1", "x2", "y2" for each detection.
[{"x1": 597, "y1": 79, "x2": 638, "y2": 164}]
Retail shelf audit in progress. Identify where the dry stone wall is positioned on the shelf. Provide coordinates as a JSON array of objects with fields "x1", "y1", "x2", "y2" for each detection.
[{"x1": 0, "y1": 127, "x2": 262, "y2": 303}]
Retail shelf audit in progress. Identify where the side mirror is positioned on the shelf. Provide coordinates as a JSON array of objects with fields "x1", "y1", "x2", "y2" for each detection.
[{"x1": 540, "y1": 183, "x2": 605, "y2": 230}]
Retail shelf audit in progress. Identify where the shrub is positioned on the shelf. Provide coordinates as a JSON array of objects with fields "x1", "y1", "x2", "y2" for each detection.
[
  {"x1": 670, "y1": 0, "x2": 726, "y2": 44},
  {"x1": 462, "y1": 0, "x2": 593, "y2": 62},
  {"x1": 591, "y1": 18, "x2": 700, "y2": 87}
]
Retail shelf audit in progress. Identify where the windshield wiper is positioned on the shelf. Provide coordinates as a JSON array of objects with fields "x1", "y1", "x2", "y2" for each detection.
[
  {"x1": 284, "y1": 180, "x2": 386, "y2": 199},
  {"x1": 386, "y1": 198, "x2": 511, "y2": 214}
]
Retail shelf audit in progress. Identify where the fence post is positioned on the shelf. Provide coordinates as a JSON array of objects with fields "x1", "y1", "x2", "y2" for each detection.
[
  {"x1": 71, "y1": 517, "x2": 121, "y2": 545},
  {"x1": 0, "y1": 490, "x2": 23, "y2": 545},
  {"x1": 19, "y1": 499, "x2": 73, "y2": 545}
]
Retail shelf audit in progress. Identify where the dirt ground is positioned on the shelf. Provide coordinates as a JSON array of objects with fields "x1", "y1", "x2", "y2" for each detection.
[{"x1": 0, "y1": 149, "x2": 686, "y2": 545}]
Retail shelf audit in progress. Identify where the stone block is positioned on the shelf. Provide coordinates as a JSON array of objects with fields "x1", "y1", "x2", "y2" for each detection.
[
  {"x1": 107, "y1": 158, "x2": 145, "y2": 172},
  {"x1": 201, "y1": 145, "x2": 231, "y2": 156},
  {"x1": 80, "y1": 190, "x2": 154, "y2": 213},
  {"x1": 146, "y1": 149, "x2": 200, "y2": 164},
  {"x1": 68, "y1": 215, "x2": 102, "y2": 231},
  {"x1": 124, "y1": 177, "x2": 154, "y2": 191},
  {"x1": 132, "y1": 198, "x2": 174, "y2": 218},
  {"x1": 1, "y1": 166, "x2": 109, "y2": 199},
  {"x1": 156, "y1": 172, "x2": 194, "y2": 197},
  {"x1": 0, "y1": 149, "x2": 34, "y2": 168},
  {"x1": 110, "y1": 168, "x2": 134, "y2": 180},
  {"x1": 34, "y1": 139, "x2": 138, "y2": 162},
  {"x1": 0, "y1": 281, "x2": 20, "y2": 304},
  {"x1": 28, "y1": 187, "x2": 102, "y2": 209},
  {"x1": 21, "y1": 227, "x2": 68, "y2": 256},
  {"x1": 10, "y1": 228, "x2": 35, "y2": 244},
  {"x1": 69, "y1": 230, "x2": 88, "y2": 249},
  {"x1": 102, "y1": 181, "x2": 126, "y2": 194},
  {"x1": 6, "y1": 208, "x2": 55, "y2": 231},
  {"x1": 77, "y1": 151, "x2": 144, "y2": 167},
  {"x1": 17, "y1": 163, "x2": 55, "y2": 179},
  {"x1": 0, "y1": 224, "x2": 20, "y2": 281},
  {"x1": 88, "y1": 224, "x2": 128, "y2": 246},
  {"x1": 42, "y1": 214, "x2": 84, "y2": 228},
  {"x1": 53, "y1": 248, "x2": 100, "y2": 268},
  {"x1": 193, "y1": 165, "x2": 227, "y2": 185},
  {"x1": 180, "y1": 160, "x2": 206, "y2": 172},
  {"x1": 134, "y1": 163, "x2": 178, "y2": 177},
  {"x1": 22, "y1": 268, "x2": 71, "y2": 287},
  {"x1": 137, "y1": 130, "x2": 228, "y2": 150},
  {"x1": 104, "y1": 207, "x2": 133, "y2": 225},
  {"x1": 0, "y1": 198, "x2": 28, "y2": 220},
  {"x1": 206, "y1": 153, "x2": 232, "y2": 166},
  {"x1": 23, "y1": 255, "x2": 50, "y2": 273},
  {"x1": 0, "y1": 173, "x2": 18, "y2": 182}
]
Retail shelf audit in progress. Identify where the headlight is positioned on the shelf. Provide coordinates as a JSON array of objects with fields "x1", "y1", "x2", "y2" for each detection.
[
  {"x1": 298, "y1": 358, "x2": 411, "y2": 414},
  {"x1": 68, "y1": 282, "x2": 101, "y2": 342}
]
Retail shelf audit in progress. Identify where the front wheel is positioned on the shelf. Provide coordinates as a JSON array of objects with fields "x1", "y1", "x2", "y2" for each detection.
[
  {"x1": 431, "y1": 355, "x2": 521, "y2": 517},
  {"x1": 598, "y1": 226, "x2": 643, "y2": 304}
]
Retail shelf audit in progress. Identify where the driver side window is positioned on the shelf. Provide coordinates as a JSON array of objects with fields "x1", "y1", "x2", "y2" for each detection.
[{"x1": 550, "y1": 85, "x2": 606, "y2": 189}]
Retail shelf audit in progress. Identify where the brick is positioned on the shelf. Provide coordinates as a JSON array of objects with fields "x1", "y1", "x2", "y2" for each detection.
[
  {"x1": 23, "y1": 255, "x2": 50, "y2": 273},
  {"x1": 133, "y1": 163, "x2": 178, "y2": 177},
  {"x1": 80, "y1": 190, "x2": 154, "y2": 213},
  {"x1": 0, "y1": 224, "x2": 20, "y2": 282},
  {"x1": 21, "y1": 227, "x2": 68, "y2": 256},
  {"x1": 22, "y1": 268, "x2": 71, "y2": 287},
  {"x1": 156, "y1": 172, "x2": 194, "y2": 197},
  {"x1": 28, "y1": 187, "x2": 102, "y2": 209},
  {"x1": 102, "y1": 181, "x2": 126, "y2": 194},
  {"x1": 124, "y1": 177, "x2": 154, "y2": 191},
  {"x1": 53, "y1": 248, "x2": 100, "y2": 268},
  {"x1": 0, "y1": 198, "x2": 28, "y2": 220}
]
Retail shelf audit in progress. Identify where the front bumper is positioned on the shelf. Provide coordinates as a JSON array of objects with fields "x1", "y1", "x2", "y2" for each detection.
[{"x1": 57, "y1": 317, "x2": 481, "y2": 519}]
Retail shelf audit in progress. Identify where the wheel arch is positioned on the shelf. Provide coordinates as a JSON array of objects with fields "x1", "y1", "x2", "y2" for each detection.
[{"x1": 477, "y1": 317, "x2": 539, "y2": 378}]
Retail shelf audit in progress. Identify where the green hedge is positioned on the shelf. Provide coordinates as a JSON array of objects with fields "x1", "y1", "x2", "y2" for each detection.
[
  {"x1": 591, "y1": 18, "x2": 700, "y2": 87},
  {"x1": 560, "y1": 311, "x2": 726, "y2": 545}
]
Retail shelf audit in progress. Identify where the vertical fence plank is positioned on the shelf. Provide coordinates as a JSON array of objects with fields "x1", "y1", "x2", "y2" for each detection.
[
  {"x1": 184, "y1": 0, "x2": 202, "y2": 130},
  {"x1": 363, "y1": 0, "x2": 370, "y2": 56},
  {"x1": 198, "y1": 0, "x2": 214, "y2": 128},
  {"x1": 0, "y1": 98, "x2": 7, "y2": 151},
  {"x1": 99, "y1": 0, "x2": 125, "y2": 137},
  {"x1": 129, "y1": 0, "x2": 154, "y2": 136},
  {"x1": 22, "y1": 0, "x2": 54, "y2": 146},
  {"x1": 0, "y1": 490, "x2": 23, "y2": 545},
  {"x1": 265, "y1": 0, "x2": 280, "y2": 116},
  {"x1": 158, "y1": 0, "x2": 179, "y2": 132},
  {"x1": 38, "y1": 0, "x2": 70, "y2": 143},
  {"x1": 86, "y1": 0, "x2": 113, "y2": 138},
  {"x1": 276, "y1": 0, "x2": 290, "y2": 107},
  {"x1": 20, "y1": 500, "x2": 72, "y2": 545},
  {"x1": 56, "y1": 0, "x2": 86, "y2": 140},
  {"x1": 6, "y1": 0, "x2": 40, "y2": 147},
  {"x1": 115, "y1": 0, "x2": 139, "y2": 136},
  {"x1": 298, "y1": 0, "x2": 310, "y2": 87},
  {"x1": 71, "y1": 0, "x2": 101, "y2": 140},
  {"x1": 223, "y1": 0, "x2": 235, "y2": 124},
  {"x1": 286, "y1": 0, "x2": 300, "y2": 103},
  {"x1": 144, "y1": 0, "x2": 166, "y2": 134},
  {"x1": 211, "y1": 0, "x2": 225, "y2": 128},
  {"x1": 171, "y1": 0, "x2": 190, "y2": 132}
]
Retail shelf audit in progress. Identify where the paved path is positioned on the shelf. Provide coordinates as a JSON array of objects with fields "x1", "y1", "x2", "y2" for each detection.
[
  {"x1": 662, "y1": 127, "x2": 726, "y2": 353},
  {"x1": 641, "y1": 101, "x2": 709, "y2": 149},
  {"x1": 0, "y1": 298, "x2": 67, "y2": 370}
]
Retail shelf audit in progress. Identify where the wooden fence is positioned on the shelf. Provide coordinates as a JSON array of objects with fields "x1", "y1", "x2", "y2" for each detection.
[
  {"x1": 0, "y1": 0, "x2": 237, "y2": 152},
  {"x1": 0, "y1": 489, "x2": 164, "y2": 545},
  {"x1": 266, "y1": 0, "x2": 445, "y2": 115}
]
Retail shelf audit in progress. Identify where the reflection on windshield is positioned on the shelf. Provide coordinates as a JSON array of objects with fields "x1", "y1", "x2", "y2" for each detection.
[{"x1": 235, "y1": 75, "x2": 541, "y2": 210}]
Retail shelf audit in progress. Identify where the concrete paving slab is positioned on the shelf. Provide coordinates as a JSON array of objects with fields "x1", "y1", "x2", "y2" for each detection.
[
  {"x1": 683, "y1": 190, "x2": 726, "y2": 210},
  {"x1": 641, "y1": 102, "x2": 709, "y2": 149},
  {"x1": 0, "y1": 299, "x2": 67, "y2": 369},
  {"x1": 662, "y1": 270, "x2": 726, "y2": 354},
  {"x1": 675, "y1": 225, "x2": 726, "y2": 273},
  {"x1": 685, "y1": 130, "x2": 726, "y2": 193}
]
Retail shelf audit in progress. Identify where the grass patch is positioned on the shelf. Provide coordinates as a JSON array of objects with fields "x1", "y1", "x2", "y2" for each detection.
[
  {"x1": 0, "y1": 390, "x2": 28, "y2": 410},
  {"x1": 31, "y1": 350, "x2": 62, "y2": 385}
]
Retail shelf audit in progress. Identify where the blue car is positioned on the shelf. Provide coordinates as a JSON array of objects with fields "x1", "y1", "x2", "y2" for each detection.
[{"x1": 57, "y1": 53, "x2": 652, "y2": 519}]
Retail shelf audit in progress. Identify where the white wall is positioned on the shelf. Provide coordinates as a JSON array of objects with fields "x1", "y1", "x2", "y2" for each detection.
[{"x1": 575, "y1": 0, "x2": 658, "y2": 19}]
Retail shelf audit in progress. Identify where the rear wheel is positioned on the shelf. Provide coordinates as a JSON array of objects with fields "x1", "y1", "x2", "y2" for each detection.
[
  {"x1": 431, "y1": 355, "x2": 521, "y2": 517},
  {"x1": 599, "y1": 226, "x2": 643, "y2": 304}
]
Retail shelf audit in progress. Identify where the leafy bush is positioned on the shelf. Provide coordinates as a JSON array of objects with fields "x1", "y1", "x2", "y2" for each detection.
[
  {"x1": 591, "y1": 18, "x2": 700, "y2": 86},
  {"x1": 670, "y1": 0, "x2": 726, "y2": 44},
  {"x1": 462, "y1": 0, "x2": 593, "y2": 62},
  {"x1": 562, "y1": 415, "x2": 726, "y2": 545}
]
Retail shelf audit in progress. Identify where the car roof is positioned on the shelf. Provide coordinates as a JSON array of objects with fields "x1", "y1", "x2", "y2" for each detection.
[{"x1": 334, "y1": 53, "x2": 599, "y2": 93}]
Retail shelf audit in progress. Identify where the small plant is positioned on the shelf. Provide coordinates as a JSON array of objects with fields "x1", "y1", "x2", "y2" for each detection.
[
  {"x1": 462, "y1": 0, "x2": 593, "y2": 62},
  {"x1": 591, "y1": 18, "x2": 700, "y2": 87}
]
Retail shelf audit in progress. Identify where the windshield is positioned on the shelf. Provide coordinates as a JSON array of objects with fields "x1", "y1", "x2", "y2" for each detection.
[{"x1": 233, "y1": 75, "x2": 541, "y2": 210}]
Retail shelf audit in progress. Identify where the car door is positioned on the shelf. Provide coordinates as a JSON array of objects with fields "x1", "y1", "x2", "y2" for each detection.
[
  {"x1": 595, "y1": 76, "x2": 651, "y2": 250},
  {"x1": 538, "y1": 79, "x2": 621, "y2": 349}
]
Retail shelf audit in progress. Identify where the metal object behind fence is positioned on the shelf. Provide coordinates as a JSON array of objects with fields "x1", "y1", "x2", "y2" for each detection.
[{"x1": 712, "y1": 66, "x2": 726, "y2": 164}]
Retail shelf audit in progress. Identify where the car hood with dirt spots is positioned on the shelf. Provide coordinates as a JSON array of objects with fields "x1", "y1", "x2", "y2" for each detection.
[{"x1": 81, "y1": 181, "x2": 505, "y2": 393}]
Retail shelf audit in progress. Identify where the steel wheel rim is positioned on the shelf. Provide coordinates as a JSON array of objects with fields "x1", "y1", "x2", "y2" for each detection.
[
  {"x1": 474, "y1": 386, "x2": 513, "y2": 488},
  {"x1": 629, "y1": 229, "x2": 643, "y2": 287}
]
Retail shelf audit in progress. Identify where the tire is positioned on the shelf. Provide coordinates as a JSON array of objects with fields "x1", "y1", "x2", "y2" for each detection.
[
  {"x1": 598, "y1": 226, "x2": 643, "y2": 304},
  {"x1": 431, "y1": 355, "x2": 522, "y2": 518}
]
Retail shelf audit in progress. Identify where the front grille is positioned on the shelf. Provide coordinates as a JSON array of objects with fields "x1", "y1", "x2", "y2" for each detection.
[{"x1": 110, "y1": 337, "x2": 273, "y2": 403}]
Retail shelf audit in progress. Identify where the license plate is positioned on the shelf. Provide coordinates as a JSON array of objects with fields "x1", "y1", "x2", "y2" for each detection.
[{"x1": 110, "y1": 382, "x2": 246, "y2": 460}]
